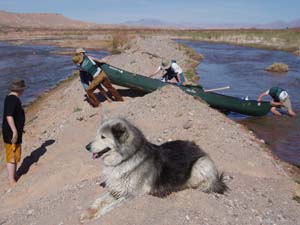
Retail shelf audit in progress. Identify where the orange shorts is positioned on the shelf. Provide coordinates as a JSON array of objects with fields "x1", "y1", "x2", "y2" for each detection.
[{"x1": 5, "y1": 144, "x2": 21, "y2": 163}]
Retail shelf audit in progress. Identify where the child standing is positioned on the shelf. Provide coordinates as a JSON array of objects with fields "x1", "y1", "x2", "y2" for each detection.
[{"x1": 2, "y1": 79, "x2": 26, "y2": 186}]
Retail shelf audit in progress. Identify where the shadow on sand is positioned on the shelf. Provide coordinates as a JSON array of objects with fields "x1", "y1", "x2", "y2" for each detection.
[
  {"x1": 84, "y1": 88, "x2": 146, "y2": 104},
  {"x1": 117, "y1": 88, "x2": 146, "y2": 98},
  {"x1": 17, "y1": 139, "x2": 55, "y2": 179}
]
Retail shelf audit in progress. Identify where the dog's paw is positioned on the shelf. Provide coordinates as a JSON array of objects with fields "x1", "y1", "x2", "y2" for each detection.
[
  {"x1": 79, "y1": 207, "x2": 98, "y2": 224},
  {"x1": 100, "y1": 181, "x2": 106, "y2": 188}
]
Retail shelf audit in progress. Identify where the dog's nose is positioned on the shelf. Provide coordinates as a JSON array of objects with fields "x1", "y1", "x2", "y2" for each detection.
[{"x1": 86, "y1": 143, "x2": 92, "y2": 151}]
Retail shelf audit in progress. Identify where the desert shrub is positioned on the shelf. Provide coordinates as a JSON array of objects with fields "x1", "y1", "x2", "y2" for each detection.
[
  {"x1": 266, "y1": 62, "x2": 289, "y2": 73},
  {"x1": 292, "y1": 49, "x2": 300, "y2": 56},
  {"x1": 179, "y1": 43, "x2": 204, "y2": 61},
  {"x1": 111, "y1": 32, "x2": 129, "y2": 54},
  {"x1": 292, "y1": 195, "x2": 300, "y2": 204},
  {"x1": 185, "y1": 69, "x2": 200, "y2": 83}
]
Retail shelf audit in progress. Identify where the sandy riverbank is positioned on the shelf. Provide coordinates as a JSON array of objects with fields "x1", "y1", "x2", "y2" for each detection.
[{"x1": 0, "y1": 36, "x2": 299, "y2": 225}]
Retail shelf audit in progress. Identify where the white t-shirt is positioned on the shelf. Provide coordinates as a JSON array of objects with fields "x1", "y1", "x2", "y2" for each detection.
[
  {"x1": 170, "y1": 62, "x2": 183, "y2": 74},
  {"x1": 159, "y1": 62, "x2": 183, "y2": 74}
]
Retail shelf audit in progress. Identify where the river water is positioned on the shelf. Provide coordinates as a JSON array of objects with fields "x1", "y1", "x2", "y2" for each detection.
[
  {"x1": 0, "y1": 42, "x2": 107, "y2": 127},
  {"x1": 180, "y1": 40, "x2": 300, "y2": 166}
]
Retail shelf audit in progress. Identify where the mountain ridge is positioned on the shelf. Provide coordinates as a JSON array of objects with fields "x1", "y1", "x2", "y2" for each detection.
[
  {"x1": 121, "y1": 18, "x2": 300, "y2": 29},
  {"x1": 0, "y1": 10, "x2": 101, "y2": 29}
]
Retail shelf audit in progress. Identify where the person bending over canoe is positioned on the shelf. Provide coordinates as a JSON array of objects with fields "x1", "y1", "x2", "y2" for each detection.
[
  {"x1": 72, "y1": 48, "x2": 123, "y2": 107},
  {"x1": 150, "y1": 58, "x2": 185, "y2": 86},
  {"x1": 79, "y1": 70, "x2": 113, "y2": 105},
  {"x1": 257, "y1": 86, "x2": 296, "y2": 117}
]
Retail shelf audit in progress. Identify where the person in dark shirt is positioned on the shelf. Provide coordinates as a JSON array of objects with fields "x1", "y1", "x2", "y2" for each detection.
[
  {"x1": 257, "y1": 86, "x2": 296, "y2": 117},
  {"x1": 2, "y1": 79, "x2": 26, "y2": 186}
]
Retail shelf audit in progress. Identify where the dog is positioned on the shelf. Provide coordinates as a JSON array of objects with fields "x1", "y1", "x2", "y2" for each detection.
[{"x1": 80, "y1": 118, "x2": 227, "y2": 222}]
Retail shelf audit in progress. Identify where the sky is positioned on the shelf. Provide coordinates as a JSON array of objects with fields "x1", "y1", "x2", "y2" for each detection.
[{"x1": 0, "y1": 0, "x2": 299, "y2": 25}]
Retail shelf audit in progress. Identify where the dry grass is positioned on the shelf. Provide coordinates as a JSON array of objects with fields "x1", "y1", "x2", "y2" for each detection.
[
  {"x1": 111, "y1": 32, "x2": 131, "y2": 54},
  {"x1": 174, "y1": 29, "x2": 300, "y2": 52}
]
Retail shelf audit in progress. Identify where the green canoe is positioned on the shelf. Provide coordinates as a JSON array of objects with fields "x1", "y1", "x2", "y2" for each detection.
[{"x1": 100, "y1": 63, "x2": 271, "y2": 116}]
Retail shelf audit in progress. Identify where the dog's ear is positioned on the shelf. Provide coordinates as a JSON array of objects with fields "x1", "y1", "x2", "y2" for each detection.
[{"x1": 111, "y1": 122, "x2": 129, "y2": 143}]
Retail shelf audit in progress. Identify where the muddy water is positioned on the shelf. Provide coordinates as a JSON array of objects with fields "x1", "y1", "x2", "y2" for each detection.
[
  {"x1": 0, "y1": 42, "x2": 108, "y2": 126},
  {"x1": 180, "y1": 40, "x2": 300, "y2": 166}
]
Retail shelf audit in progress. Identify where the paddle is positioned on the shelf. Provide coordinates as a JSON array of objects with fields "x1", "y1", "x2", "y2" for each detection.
[{"x1": 204, "y1": 86, "x2": 230, "y2": 92}]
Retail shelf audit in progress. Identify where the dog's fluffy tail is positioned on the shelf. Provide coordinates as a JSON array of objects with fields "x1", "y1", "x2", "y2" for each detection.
[
  {"x1": 210, "y1": 172, "x2": 228, "y2": 194},
  {"x1": 188, "y1": 156, "x2": 228, "y2": 194}
]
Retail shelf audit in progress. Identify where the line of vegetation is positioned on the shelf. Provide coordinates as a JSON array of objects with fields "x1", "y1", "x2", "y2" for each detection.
[
  {"x1": 173, "y1": 29, "x2": 300, "y2": 53},
  {"x1": 1, "y1": 27, "x2": 299, "y2": 54}
]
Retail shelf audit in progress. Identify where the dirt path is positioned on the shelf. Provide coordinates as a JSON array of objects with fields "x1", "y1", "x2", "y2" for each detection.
[{"x1": 0, "y1": 36, "x2": 299, "y2": 225}]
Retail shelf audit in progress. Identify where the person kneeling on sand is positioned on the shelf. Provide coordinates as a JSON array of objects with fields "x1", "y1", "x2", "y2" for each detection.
[
  {"x1": 257, "y1": 86, "x2": 296, "y2": 116},
  {"x1": 72, "y1": 48, "x2": 123, "y2": 107},
  {"x1": 2, "y1": 79, "x2": 26, "y2": 186},
  {"x1": 150, "y1": 58, "x2": 186, "y2": 86}
]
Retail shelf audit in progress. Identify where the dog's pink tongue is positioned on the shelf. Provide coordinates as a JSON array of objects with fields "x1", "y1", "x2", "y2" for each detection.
[{"x1": 92, "y1": 153, "x2": 97, "y2": 159}]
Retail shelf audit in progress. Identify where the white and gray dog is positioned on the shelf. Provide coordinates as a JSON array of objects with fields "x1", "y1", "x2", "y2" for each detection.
[{"x1": 80, "y1": 118, "x2": 227, "y2": 222}]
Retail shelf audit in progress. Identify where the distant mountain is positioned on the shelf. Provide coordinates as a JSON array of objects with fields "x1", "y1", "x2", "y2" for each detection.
[
  {"x1": 259, "y1": 19, "x2": 300, "y2": 29},
  {"x1": 0, "y1": 10, "x2": 103, "y2": 29},
  {"x1": 260, "y1": 20, "x2": 289, "y2": 29},
  {"x1": 120, "y1": 18, "x2": 300, "y2": 29},
  {"x1": 289, "y1": 19, "x2": 300, "y2": 28}
]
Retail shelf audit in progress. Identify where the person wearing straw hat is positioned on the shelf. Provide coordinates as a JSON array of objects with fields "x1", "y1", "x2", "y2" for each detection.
[
  {"x1": 150, "y1": 58, "x2": 186, "y2": 86},
  {"x1": 72, "y1": 48, "x2": 123, "y2": 107},
  {"x1": 2, "y1": 79, "x2": 26, "y2": 186},
  {"x1": 257, "y1": 86, "x2": 296, "y2": 116}
]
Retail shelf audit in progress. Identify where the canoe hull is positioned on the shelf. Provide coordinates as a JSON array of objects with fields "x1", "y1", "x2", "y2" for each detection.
[
  {"x1": 100, "y1": 63, "x2": 271, "y2": 116},
  {"x1": 182, "y1": 86, "x2": 271, "y2": 116}
]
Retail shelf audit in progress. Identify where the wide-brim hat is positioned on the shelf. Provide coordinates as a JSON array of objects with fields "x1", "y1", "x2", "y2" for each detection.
[
  {"x1": 10, "y1": 79, "x2": 26, "y2": 91},
  {"x1": 161, "y1": 58, "x2": 171, "y2": 69},
  {"x1": 72, "y1": 54, "x2": 84, "y2": 64},
  {"x1": 75, "y1": 48, "x2": 86, "y2": 54}
]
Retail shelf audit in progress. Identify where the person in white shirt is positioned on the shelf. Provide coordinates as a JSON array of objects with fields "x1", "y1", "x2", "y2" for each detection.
[{"x1": 150, "y1": 58, "x2": 185, "y2": 86}]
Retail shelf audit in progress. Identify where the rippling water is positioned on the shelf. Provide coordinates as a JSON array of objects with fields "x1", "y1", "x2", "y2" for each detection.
[
  {"x1": 180, "y1": 40, "x2": 300, "y2": 166},
  {"x1": 0, "y1": 42, "x2": 108, "y2": 126}
]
